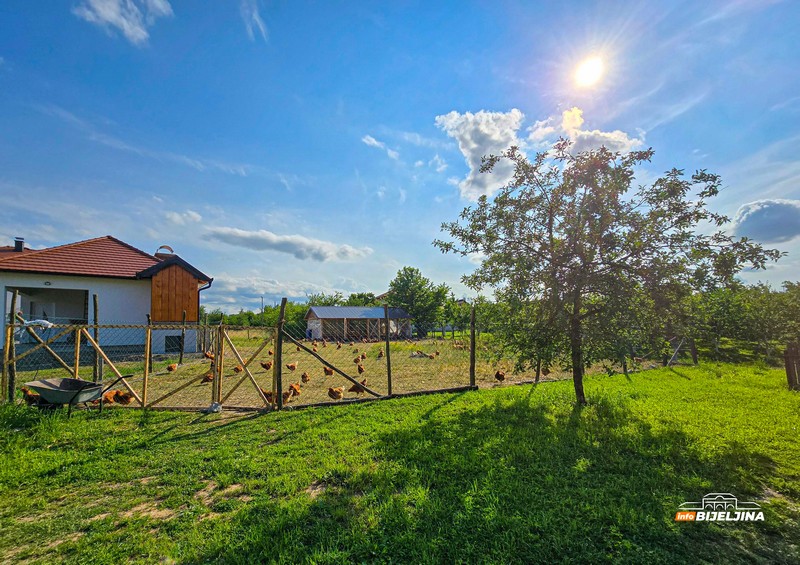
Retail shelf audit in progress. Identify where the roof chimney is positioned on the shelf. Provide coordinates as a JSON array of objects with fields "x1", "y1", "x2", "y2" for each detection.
[{"x1": 14, "y1": 237, "x2": 24, "y2": 252}]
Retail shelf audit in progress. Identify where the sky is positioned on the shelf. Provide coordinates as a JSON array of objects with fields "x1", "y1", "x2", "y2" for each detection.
[{"x1": 0, "y1": 0, "x2": 799, "y2": 312}]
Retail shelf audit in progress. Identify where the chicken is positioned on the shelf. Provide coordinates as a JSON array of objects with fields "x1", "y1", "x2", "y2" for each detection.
[
  {"x1": 289, "y1": 383, "x2": 302, "y2": 397},
  {"x1": 323, "y1": 366, "x2": 334, "y2": 376},
  {"x1": 428, "y1": 354, "x2": 435, "y2": 359},
  {"x1": 377, "y1": 349, "x2": 385, "y2": 359},
  {"x1": 336, "y1": 343, "x2": 342, "y2": 350},
  {"x1": 296, "y1": 346, "x2": 301, "y2": 352},
  {"x1": 313, "y1": 347, "x2": 318, "y2": 352},
  {"x1": 286, "y1": 362, "x2": 297, "y2": 371},
  {"x1": 282, "y1": 390, "x2": 293, "y2": 404},
  {"x1": 349, "y1": 342, "x2": 355, "y2": 347},
  {"x1": 435, "y1": 351, "x2": 440, "y2": 356},
  {"x1": 268, "y1": 349, "x2": 274, "y2": 356},
  {"x1": 102, "y1": 390, "x2": 117, "y2": 404},
  {"x1": 202, "y1": 372, "x2": 214, "y2": 383},
  {"x1": 494, "y1": 370, "x2": 506, "y2": 382},
  {"x1": 114, "y1": 390, "x2": 135, "y2": 405},
  {"x1": 357, "y1": 364, "x2": 366, "y2": 374},
  {"x1": 167, "y1": 363, "x2": 178, "y2": 372},
  {"x1": 360, "y1": 352, "x2": 367, "y2": 360},
  {"x1": 328, "y1": 387, "x2": 344, "y2": 400},
  {"x1": 260, "y1": 360, "x2": 273, "y2": 370},
  {"x1": 233, "y1": 365, "x2": 244, "y2": 374},
  {"x1": 322, "y1": 341, "x2": 327, "y2": 348},
  {"x1": 259, "y1": 388, "x2": 274, "y2": 403},
  {"x1": 301, "y1": 371, "x2": 311, "y2": 383},
  {"x1": 353, "y1": 348, "x2": 359, "y2": 354},
  {"x1": 353, "y1": 357, "x2": 361, "y2": 364},
  {"x1": 348, "y1": 378, "x2": 367, "y2": 395},
  {"x1": 20, "y1": 387, "x2": 41, "y2": 406},
  {"x1": 204, "y1": 351, "x2": 215, "y2": 360}
]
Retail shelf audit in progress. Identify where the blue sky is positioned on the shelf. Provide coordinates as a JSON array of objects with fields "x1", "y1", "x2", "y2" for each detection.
[{"x1": 1, "y1": 0, "x2": 799, "y2": 311}]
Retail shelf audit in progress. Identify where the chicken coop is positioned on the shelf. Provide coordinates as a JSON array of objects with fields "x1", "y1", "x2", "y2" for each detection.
[{"x1": 304, "y1": 306, "x2": 412, "y2": 341}]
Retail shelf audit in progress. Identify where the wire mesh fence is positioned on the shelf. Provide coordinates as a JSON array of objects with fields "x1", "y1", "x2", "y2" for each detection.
[{"x1": 2, "y1": 301, "x2": 579, "y2": 412}]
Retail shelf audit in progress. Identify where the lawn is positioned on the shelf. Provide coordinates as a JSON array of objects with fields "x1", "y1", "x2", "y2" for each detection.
[{"x1": 1, "y1": 363, "x2": 799, "y2": 563}]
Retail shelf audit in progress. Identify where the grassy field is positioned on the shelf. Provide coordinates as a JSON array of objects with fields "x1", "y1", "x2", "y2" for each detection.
[{"x1": 1, "y1": 363, "x2": 799, "y2": 563}]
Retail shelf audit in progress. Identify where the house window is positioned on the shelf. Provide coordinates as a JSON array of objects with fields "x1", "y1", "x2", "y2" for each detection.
[{"x1": 164, "y1": 335, "x2": 182, "y2": 354}]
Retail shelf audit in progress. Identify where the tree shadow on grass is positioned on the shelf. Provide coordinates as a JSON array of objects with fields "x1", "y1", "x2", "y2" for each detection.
[{"x1": 185, "y1": 391, "x2": 798, "y2": 564}]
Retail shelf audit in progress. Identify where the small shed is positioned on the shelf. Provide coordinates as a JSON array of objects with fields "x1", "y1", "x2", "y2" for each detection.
[{"x1": 305, "y1": 306, "x2": 412, "y2": 341}]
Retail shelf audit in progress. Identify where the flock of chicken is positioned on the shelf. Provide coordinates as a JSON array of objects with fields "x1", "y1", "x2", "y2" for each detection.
[{"x1": 19, "y1": 385, "x2": 135, "y2": 406}]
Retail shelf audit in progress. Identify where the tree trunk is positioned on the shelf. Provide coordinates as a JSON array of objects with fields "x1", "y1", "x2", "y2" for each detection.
[
  {"x1": 570, "y1": 314, "x2": 586, "y2": 405},
  {"x1": 689, "y1": 339, "x2": 698, "y2": 365},
  {"x1": 535, "y1": 357, "x2": 541, "y2": 384}
]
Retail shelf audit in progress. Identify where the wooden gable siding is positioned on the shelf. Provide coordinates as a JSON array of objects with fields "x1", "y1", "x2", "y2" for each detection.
[{"x1": 150, "y1": 264, "x2": 199, "y2": 322}]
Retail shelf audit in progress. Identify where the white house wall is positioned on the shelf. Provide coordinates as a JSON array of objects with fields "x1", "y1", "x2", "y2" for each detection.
[{"x1": 2, "y1": 273, "x2": 151, "y2": 349}]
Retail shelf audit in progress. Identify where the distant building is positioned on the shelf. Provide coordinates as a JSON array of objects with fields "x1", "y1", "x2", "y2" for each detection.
[{"x1": 305, "y1": 306, "x2": 412, "y2": 341}]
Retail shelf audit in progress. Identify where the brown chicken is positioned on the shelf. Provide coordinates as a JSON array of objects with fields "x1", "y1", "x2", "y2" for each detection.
[
  {"x1": 323, "y1": 366, "x2": 334, "y2": 376},
  {"x1": 301, "y1": 372, "x2": 311, "y2": 383},
  {"x1": 289, "y1": 383, "x2": 302, "y2": 397},
  {"x1": 348, "y1": 378, "x2": 367, "y2": 395},
  {"x1": 167, "y1": 363, "x2": 178, "y2": 372},
  {"x1": 113, "y1": 390, "x2": 135, "y2": 405},
  {"x1": 286, "y1": 362, "x2": 297, "y2": 371},
  {"x1": 102, "y1": 390, "x2": 117, "y2": 404},
  {"x1": 268, "y1": 349, "x2": 274, "y2": 356},
  {"x1": 428, "y1": 354, "x2": 435, "y2": 359},
  {"x1": 377, "y1": 349, "x2": 384, "y2": 359},
  {"x1": 20, "y1": 387, "x2": 41, "y2": 406},
  {"x1": 435, "y1": 351, "x2": 440, "y2": 356},
  {"x1": 204, "y1": 351, "x2": 215, "y2": 360},
  {"x1": 328, "y1": 387, "x2": 344, "y2": 400},
  {"x1": 349, "y1": 342, "x2": 355, "y2": 347},
  {"x1": 337, "y1": 343, "x2": 342, "y2": 349},
  {"x1": 259, "y1": 388, "x2": 274, "y2": 403},
  {"x1": 282, "y1": 390, "x2": 293, "y2": 404},
  {"x1": 353, "y1": 357, "x2": 361, "y2": 364},
  {"x1": 233, "y1": 365, "x2": 244, "y2": 374},
  {"x1": 360, "y1": 352, "x2": 367, "y2": 360},
  {"x1": 260, "y1": 360, "x2": 273, "y2": 370},
  {"x1": 313, "y1": 347, "x2": 318, "y2": 352},
  {"x1": 357, "y1": 364, "x2": 366, "y2": 374},
  {"x1": 494, "y1": 370, "x2": 506, "y2": 382},
  {"x1": 296, "y1": 346, "x2": 301, "y2": 351}
]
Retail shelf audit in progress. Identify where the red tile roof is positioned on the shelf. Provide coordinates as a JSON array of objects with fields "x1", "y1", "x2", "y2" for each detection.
[
  {"x1": 0, "y1": 245, "x2": 32, "y2": 258},
  {"x1": 0, "y1": 236, "x2": 160, "y2": 279}
]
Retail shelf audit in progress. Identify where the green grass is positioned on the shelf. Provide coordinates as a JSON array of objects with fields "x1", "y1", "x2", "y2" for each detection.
[{"x1": 1, "y1": 363, "x2": 799, "y2": 563}]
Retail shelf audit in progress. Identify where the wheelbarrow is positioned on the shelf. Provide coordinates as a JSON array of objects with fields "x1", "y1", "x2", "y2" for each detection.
[{"x1": 24, "y1": 378, "x2": 102, "y2": 417}]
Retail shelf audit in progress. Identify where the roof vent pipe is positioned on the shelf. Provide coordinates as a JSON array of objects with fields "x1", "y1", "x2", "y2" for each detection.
[{"x1": 14, "y1": 237, "x2": 24, "y2": 252}]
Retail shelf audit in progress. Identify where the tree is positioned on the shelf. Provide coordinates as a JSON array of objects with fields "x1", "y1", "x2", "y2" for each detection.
[
  {"x1": 306, "y1": 292, "x2": 345, "y2": 306},
  {"x1": 345, "y1": 292, "x2": 379, "y2": 306},
  {"x1": 435, "y1": 140, "x2": 782, "y2": 404},
  {"x1": 387, "y1": 267, "x2": 449, "y2": 337}
]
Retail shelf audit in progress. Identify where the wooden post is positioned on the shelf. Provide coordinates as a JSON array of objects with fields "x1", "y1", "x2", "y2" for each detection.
[
  {"x1": 216, "y1": 324, "x2": 225, "y2": 404},
  {"x1": 142, "y1": 325, "x2": 152, "y2": 406},
  {"x1": 384, "y1": 304, "x2": 392, "y2": 396},
  {"x1": 179, "y1": 310, "x2": 186, "y2": 365},
  {"x1": 72, "y1": 326, "x2": 82, "y2": 379},
  {"x1": 7, "y1": 290, "x2": 18, "y2": 402},
  {"x1": 273, "y1": 298, "x2": 287, "y2": 409},
  {"x1": 469, "y1": 305, "x2": 476, "y2": 387},
  {"x1": 146, "y1": 314, "x2": 153, "y2": 372},
  {"x1": 92, "y1": 294, "x2": 99, "y2": 381},
  {"x1": 785, "y1": 343, "x2": 799, "y2": 391}
]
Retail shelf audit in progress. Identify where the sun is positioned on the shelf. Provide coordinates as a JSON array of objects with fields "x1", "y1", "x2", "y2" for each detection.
[{"x1": 574, "y1": 56, "x2": 604, "y2": 87}]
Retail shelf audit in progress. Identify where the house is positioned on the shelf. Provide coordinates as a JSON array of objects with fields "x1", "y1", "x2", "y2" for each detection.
[
  {"x1": 0, "y1": 236, "x2": 212, "y2": 360},
  {"x1": 305, "y1": 306, "x2": 412, "y2": 341}
]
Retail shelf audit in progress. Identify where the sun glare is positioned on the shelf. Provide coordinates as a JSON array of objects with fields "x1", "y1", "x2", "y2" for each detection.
[{"x1": 575, "y1": 56, "x2": 604, "y2": 87}]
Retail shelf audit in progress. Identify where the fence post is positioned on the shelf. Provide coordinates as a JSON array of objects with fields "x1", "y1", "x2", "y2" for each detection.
[
  {"x1": 143, "y1": 325, "x2": 151, "y2": 406},
  {"x1": 146, "y1": 314, "x2": 153, "y2": 373},
  {"x1": 384, "y1": 304, "x2": 392, "y2": 396},
  {"x1": 7, "y1": 290, "x2": 18, "y2": 402},
  {"x1": 215, "y1": 324, "x2": 225, "y2": 404},
  {"x1": 179, "y1": 310, "x2": 186, "y2": 365},
  {"x1": 73, "y1": 326, "x2": 82, "y2": 379},
  {"x1": 92, "y1": 294, "x2": 100, "y2": 381},
  {"x1": 469, "y1": 305, "x2": 476, "y2": 388},
  {"x1": 785, "y1": 343, "x2": 799, "y2": 391},
  {"x1": 273, "y1": 297, "x2": 287, "y2": 409}
]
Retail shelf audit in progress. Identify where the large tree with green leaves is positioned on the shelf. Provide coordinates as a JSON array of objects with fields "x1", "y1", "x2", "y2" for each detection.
[
  {"x1": 387, "y1": 267, "x2": 449, "y2": 337},
  {"x1": 435, "y1": 140, "x2": 782, "y2": 404}
]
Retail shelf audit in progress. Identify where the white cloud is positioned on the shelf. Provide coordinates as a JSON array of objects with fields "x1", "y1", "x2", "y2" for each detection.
[
  {"x1": 361, "y1": 134, "x2": 399, "y2": 160},
  {"x1": 533, "y1": 107, "x2": 645, "y2": 154},
  {"x1": 203, "y1": 273, "x2": 343, "y2": 312},
  {"x1": 72, "y1": 0, "x2": 173, "y2": 46},
  {"x1": 240, "y1": 0, "x2": 268, "y2": 43},
  {"x1": 435, "y1": 108, "x2": 524, "y2": 201},
  {"x1": 206, "y1": 227, "x2": 373, "y2": 262},
  {"x1": 429, "y1": 154, "x2": 448, "y2": 173},
  {"x1": 165, "y1": 210, "x2": 202, "y2": 225},
  {"x1": 414, "y1": 160, "x2": 424, "y2": 168},
  {"x1": 732, "y1": 199, "x2": 800, "y2": 243},
  {"x1": 398, "y1": 188, "x2": 407, "y2": 204}
]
